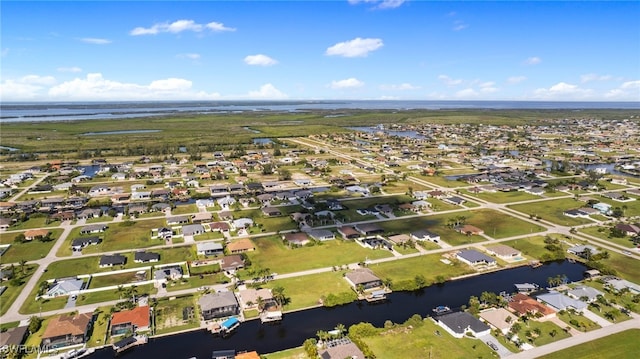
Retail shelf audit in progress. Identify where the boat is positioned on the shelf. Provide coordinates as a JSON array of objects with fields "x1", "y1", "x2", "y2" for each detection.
[
  {"x1": 220, "y1": 317, "x2": 241, "y2": 333},
  {"x1": 432, "y1": 305, "x2": 451, "y2": 315},
  {"x1": 514, "y1": 283, "x2": 539, "y2": 293}
]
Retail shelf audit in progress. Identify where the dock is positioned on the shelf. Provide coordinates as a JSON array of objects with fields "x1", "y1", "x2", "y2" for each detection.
[
  {"x1": 260, "y1": 309, "x2": 283, "y2": 323},
  {"x1": 112, "y1": 335, "x2": 147, "y2": 354},
  {"x1": 529, "y1": 260, "x2": 542, "y2": 268}
]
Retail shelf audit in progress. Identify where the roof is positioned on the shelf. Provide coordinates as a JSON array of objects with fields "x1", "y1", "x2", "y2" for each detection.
[
  {"x1": 113, "y1": 336, "x2": 137, "y2": 349},
  {"x1": 221, "y1": 317, "x2": 239, "y2": 329},
  {"x1": 220, "y1": 255, "x2": 244, "y2": 270},
  {"x1": 536, "y1": 291, "x2": 587, "y2": 311},
  {"x1": 199, "y1": 291, "x2": 238, "y2": 311},
  {"x1": 478, "y1": 308, "x2": 514, "y2": 331},
  {"x1": 111, "y1": 305, "x2": 150, "y2": 328},
  {"x1": 196, "y1": 242, "x2": 223, "y2": 252},
  {"x1": 99, "y1": 254, "x2": 126, "y2": 266},
  {"x1": 24, "y1": 229, "x2": 50, "y2": 238},
  {"x1": 438, "y1": 311, "x2": 490, "y2": 334},
  {"x1": 47, "y1": 279, "x2": 84, "y2": 295},
  {"x1": 509, "y1": 293, "x2": 556, "y2": 316},
  {"x1": 134, "y1": 251, "x2": 160, "y2": 262},
  {"x1": 0, "y1": 326, "x2": 28, "y2": 347},
  {"x1": 457, "y1": 249, "x2": 496, "y2": 264},
  {"x1": 345, "y1": 268, "x2": 381, "y2": 286},
  {"x1": 354, "y1": 223, "x2": 384, "y2": 234},
  {"x1": 226, "y1": 238, "x2": 255, "y2": 252},
  {"x1": 485, "y1": 244, "x2": 520, "y2": 257},
  {"x1": 567, "y1": 286, "x2": 603, "y2": 301},
  {"x1": 42, "y1": 313, "x2": 92, "y2": 339},
  {"x1": 320, "y1": 341, "x2": 365, "y2": 359},
  {"x1": 388, "y1": 234, "x2": 411, "y2": 244},
  {"x1": 235, "y1": 352, "x2": 261, "y2": 359}
]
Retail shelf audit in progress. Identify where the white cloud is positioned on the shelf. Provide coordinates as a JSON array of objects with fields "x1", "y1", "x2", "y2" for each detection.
[
  {"x1": 507, "y1": 76, "x2": 527, "y2": 84},
  {"x1": 130, "y1": 19, "x2": 235, "y2": 36},
  {"x1": 80, "y1": 38, "x2": 111, "y2": 45},
  {"x1": 329, "y1": 78, "x2": 365, "y2": 89},
  {"x1": 524, "y1": 56, "x2": 541, "y2": 65},
  {"x1": 605, "y1": 80, "x2": 640, "y2": 100},
  {"x1": 456, "y1": 88, "x2": 479, "y2": 98},
  {"x1": 0, "y1": 75, "x2": 57, "y2": 101},
  {"x1": 438, "y1": 74, "x2": 463, "y2": 86},
  {"x1": 177, "y1": 53, "x2": 201, "y2": 60},
  {"x1": 533, "y1": 82, "x2": 594, "y2": 99},
  {"x1": 379, "y1": 83, "x2": 420, "y2": 91},
  {"x1": 452, "y1": 20, "x2": 469, "y2": 31},
  {"x1": 57, "y1": 67, "x2": 83, "y2": 73},
  {"x1": 580, "y1": 73, "x2": 613, "y2": 83},
  {"x1": 246, "y1": 83, "x2": 288, "y2": 99},
  {"x1": 326, "y1": 37, "x2": 383, "y2": 58},
  {"x1": 45, "y1": 73, "x2": 220, "y2": 100},
  {"x1": 244, "y1": 54, "x2": 278, "y2": 66},
  {"x1": 348, "y1": 0, "x2": 406, "y2": 9},
  {"x1": 479, "y1": 82, "x2": 498, "y2": 93}
]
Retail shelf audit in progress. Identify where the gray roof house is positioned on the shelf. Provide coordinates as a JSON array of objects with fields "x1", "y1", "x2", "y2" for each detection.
[
  {"x1": 154, "y1": 266, "x2": 183, "y2": 281},
  {"x1": 567, "y1": 286, "x2": 604, "y2": 303},
  {"x1": 536, "y1": 291, "x2": 588, "y2": 312},
  {"x1": 456, "y1": 249, "x2": 497, "y2": 266},
  {"x1": 198, "y1": 291, "x2": 240, "y2": 320},
  {"x1": 182, "y1": 224, "x2": 205, "y2": 237},
  {"x1": 410, "y1": 229, "x2": 440, "y2": 242},
  {"x1": 71, "y1": 236, "x2": 101, "y2": 251},
  {"x1": 436, "y1": 311, "x2": 491, "y2": 338},
  {"x1": 79, "y1": 224, "x2": 107, "y2": 235},
  {"x1": 134, "y1": 251, "x2": 160, "y2": 263},
  {"x1": 307, "y1": 229, "x2": 336, "y2": 241},
  {"x1": 197, "y1": 242, "x2": 224, "y2": 257},
  {"x1": 99, "y1": 254, "x2": 127, "y2": 268},
  {"x1": 46, "y1": 279, "x2": 84, "y2": 297}
]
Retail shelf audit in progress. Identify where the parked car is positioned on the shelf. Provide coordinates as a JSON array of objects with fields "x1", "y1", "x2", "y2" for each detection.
[{"x1": 486, "y1": 341, "x2": 498, "y2": 351}]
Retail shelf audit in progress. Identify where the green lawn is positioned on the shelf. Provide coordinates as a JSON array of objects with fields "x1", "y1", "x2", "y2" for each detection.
[
  {"x1": 262, "y1": 270, "x2": 355, "y2": 310},
  {"x1": 76, "y1": 283, "x2": 156, "y2": 307},
  {"x1": 0, "y1": 228, "x2": 63, "y2": 262},
  {"x1": 89, "y1": 271, "x2": 146, "y2": 289},
  {"x1": 5, "y1": 217, "x2": 53, "y2": 230},
  {"x1": 579, "y1": 226, "x2": 636, "y2": 248},
  {"x1": 539, "y1": 329, "x2": 640, "y2": 359},
  {"x1": 263, "y1": 346, "x2": 308, "y2": 359},
  {"x1": 87, "y1": 306, "x2": 112, "y2": 348},
  {"x1": 512, "y1": 319, "x2": 570, "y2": 346},
  {"x1": 154, "y1": 295, "x2": 200, "y2": 335},
  {"x1": 557, "y1": 310, "x2": 601, "y2": 332},
  {"x1": 170, "y1": 204, "x2": 199, "y2": 215},
  {"x1": 508, "y1": 198, "x2": 596, "y2": 226},
  {"x1": 580, "y1": 280, "x2": 639, "y2": 313},
  {"x1": 503, "y1": 235, "x2": 569, "y2": 262},
  {"x1": 367, "y1": 254, "x2": 474, "y2": 290},
  {"x1": 165, "y1": 272, "x2": 230, "y2": 292},
  {"x1": 0, "y1": 264, "x2": 39, "y2": 316},
  {"x1": 244, "y1": 236, "x2": 392, "y2": 275},
  {"x1": 597, "y1": 251, "x2": 640, "y2": 284},
  {"x1": 467, "y1": 190, "x2": 544, "y2": 204},
  {"x1": 362, "y1": 316, "x2": 496, "y2": 359}
]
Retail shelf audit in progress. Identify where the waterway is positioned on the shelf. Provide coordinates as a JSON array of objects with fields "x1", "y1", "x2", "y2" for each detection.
[{"x1": 88, "y1": 260, "x2": 587, "y2": 358}]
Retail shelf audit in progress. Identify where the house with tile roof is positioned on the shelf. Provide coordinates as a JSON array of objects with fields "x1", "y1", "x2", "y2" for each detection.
[
  {"x1": 110, "y1": 305, "x2": 151, "y2": 336},
  {"x1": 41, "y1": 312, "x2": 93, "y2": 349}
]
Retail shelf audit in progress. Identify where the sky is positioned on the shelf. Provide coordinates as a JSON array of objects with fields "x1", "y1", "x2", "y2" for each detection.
[{"x1": 1, "y1": 0, "x2": 639, "y2": 102}]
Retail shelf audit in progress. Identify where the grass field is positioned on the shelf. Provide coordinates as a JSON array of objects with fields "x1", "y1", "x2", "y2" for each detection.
[
  {"x1": 503, "y1": 235, "x2": 569, "y2": 262},
  {"x1": 243, "y1": 236, "x2": 392, "y2": 275},
  {"x1": 89, "y1": 271, "x2": 145, "y2": 289},
  {"x1": 0, "y1": 228, "x2": 63, "y2": 262},
  {"x1": 87, "y1": 306, "x2": 111, "y2": 347},
  {"x1": 539, "y1": 329, "x2": 640, "y2": 359},
  {"x1": 512, "y1": 320, "x2": 570, "y2": 346},
  {"x1": 579, "y1": 226, "x2": 636, "y2": 248},
  {"x1": 262, "y1": 270, "x2": 355, "y2": 310},
  {"x1": 263, "y1": 347, "x2": 308, "y2": 359},
  {"x1": 466, "y1": 190, "x2": 552, "y2": 204},
  {"x1": 154, "y1": 295, "x2": 200, "y2": 335},
  {"x1": 0, "y1": 264, "x2": 39, "y2": 316},
  {"x1": 557, "y1": 310, "x2": 601, "y2": 332},
  {"x1": 508, "y1": 198, "x2": 596, "y2": 226},
  {"x1": 362, "y1": 316, "x2": 496, "y2": 359}
]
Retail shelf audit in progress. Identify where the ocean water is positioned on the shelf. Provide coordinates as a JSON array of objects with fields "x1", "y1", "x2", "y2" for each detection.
[{"x1": 1, "y1": 100, "x2": 638, "y2": 123}]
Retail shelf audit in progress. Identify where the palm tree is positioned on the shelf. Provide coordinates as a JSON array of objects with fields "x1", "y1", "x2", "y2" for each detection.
[
  {"x1": 256, "y1": 296, "x2": 264, "y2": 311},
  {"x1": 334, "y1": 323, "x2": 346, "y2": 338},
  {"x1": 19, "y1": 259, "x2": 27, "y2": 275}
]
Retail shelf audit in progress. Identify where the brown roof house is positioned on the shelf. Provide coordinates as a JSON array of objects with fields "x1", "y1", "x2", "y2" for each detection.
[
  {"x1": 41, "y1": 312, "x2": 93, "y2": 349},
  {"x1": 508, "y1": 293, "x2": 556, "y2": 319},
  {"x1": 319, "y1": 339, "x2": 365, "y2": 359},
  {"x1": 485, "y1": 244, "x2": 521, "y2": 259},
  {"x1": 282, "y1": 232, "x2": 311, "y2": 246},
  {"x1": 226, "y1": 238, "x2": 255, "y2": 254},
  {"x1": 344, "y1": 268, "x2": 383, "y2": 291},
  {"x1": 110, "y1": 305, "x2": 150, "y2": 336}
]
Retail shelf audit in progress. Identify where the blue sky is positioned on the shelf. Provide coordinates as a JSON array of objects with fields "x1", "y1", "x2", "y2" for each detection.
[{"x1": 1, "y1": 0, "x2": 639, "y2": 101}]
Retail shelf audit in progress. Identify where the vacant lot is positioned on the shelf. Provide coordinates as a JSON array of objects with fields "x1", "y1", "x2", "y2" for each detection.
[
  {"x1": 263, "y1": 270, "x2": 355, "y2": 310},
  {"x1": 539, "y1": 329, "x2": 640, "y2": 359},
  {"x1": 508, "y1": 198, "x2": 595, "y2": 226},
  {"x1": 155, "y1": 295, "x2": 200, "y2": 335},
  {"x1": 0, "y1": 228, "x2": 63, "y2": 262}
]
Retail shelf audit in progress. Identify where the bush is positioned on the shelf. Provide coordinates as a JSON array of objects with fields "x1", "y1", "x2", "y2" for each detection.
[
  {"x1": 348, "y1": 322, "x2": 379, "y2": 338},
  {"x1": 323, "y1": 292, "x2": 357, "y2": 307}
]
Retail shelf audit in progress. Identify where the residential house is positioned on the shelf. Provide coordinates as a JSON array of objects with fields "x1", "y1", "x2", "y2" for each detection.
[
  {"x1": 220, "y1": 255, "x2": 245, "y2": 272},
  {"x1": 198, "y1": 291, "x2": 240, "y2": 320},
  {"x1": 191, "y1": 212, "x2": 213, "y2": 224},
  {"x1": 232, "y1": 218, "x2": 254, "y2": 230},
  {"x1": 508, "y1": 293, "x2": 556, "y2": 318},
  {"x1": 566, "y1": 286, "x2": 604, "y2": 303},
  {"x1": 388, "y1": 234, "x2": 411, "y2": 245},
  {"x1": 436, "y1": 311, "x2": 491, "y2": 338},
  {"x1": 237, "y1": 288, "x2": 274, "y2": 310},
  {"x1": 283, "y1": 232, "x2": 311, "y2": 246},
  {"x1": 593, "y1": 202, "x2": 612, "y2": 215},
  {"x1": 226, "y1": 239, "x2": 255, "y2": 254},
  {"x1": 134, "y1": 251, "x2": 160, "y2": 263},
  {"x1": 485, "y1": 244, "x2": 521, "y2": 259},
  {"x1": 24, "y1": 229, "x2": 51, "y2": 241},
  {"x1": 154, "y1": 266, "x2": 183, "y2": 281},
  {"x1": 46, "y1": 279, "x2": 84, "y2": 297},
  {"x1": 79, "y1": 224, "x2": 107, "y2": 235},
  {"x1": 197, "y1": 242, "x2": 224, "y2": 257},
  {"x1": 456, "y1": 249, "x2": 497, "y2": 267},
  {"x1": 614, "y1": 223, "x2": 640, "y2": 237},
  {"x1": 261, "y1": 206, "x2": 282, "y2": 217},
  {"x1": 110, "y1": 305, "x2": 150, "y2": 336},
  {"x1": 318, "y1": 339, "x2": 365, "y2": 359},
  {"x1": 337, "y1": 226, "x2": 361, "y2": 239},
  {"x1": 0, "y1": 326, "x2": 28, "y2": 349},
  {"x1": 567, "y1": 245, "x2": 599, "y2": 259},
  {"x1": 71, "y1": 237, "x2": 101, "y2": 251},
  {"x1": 410, "y1": 229, "x2": 440, "y2": 242},
  {"x1": 182, "y1": 224, "x2": 205, "y2": 237},
  {"x1": 41, "y1": 313, "x2": 93, "y2": 349},
  {"x1": 307, "y1": 229, "x2": 335, "y2": 241},
  {"x1": 354, "y1": 223, "x2": 384, "y2": 237},
  {"x1": 167, "y1": 216, "x2": 189, "y2": 226},
  {"x1": 479, "y1": 308, "x2": 514, "y2": 334},
  {"x1": 210, "y1": 222, "x2": 231, "y2": 233},
  {"x1": 344, "y1": 268, "x2": 383, "y2": 291},
  {"x1": 536, "y1": 291, "x2": 587, "y2": 312},
  {"x1": 99, "y1": 254, "x2": 127, "y2": 268},
  {"x1": 455, "y1": 224, "x2": 484, "y2": 235}
]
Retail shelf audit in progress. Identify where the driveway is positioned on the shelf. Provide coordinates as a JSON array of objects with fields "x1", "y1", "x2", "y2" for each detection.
[
  {"x1": 478, "y1": 334, "x2": 513, "y2": 358},
  {"x1": 64, "y1": 294, "x2": 77, "y2": 309}
]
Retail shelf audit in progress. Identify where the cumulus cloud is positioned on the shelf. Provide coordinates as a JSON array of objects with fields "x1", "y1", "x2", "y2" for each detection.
[
  {"x1": 456, "y1": 88, "x2": 479, "y2": 98},
  {"x1": 80, "y1": 38, "x2": 112, "y2": 45},
  {"x1": 45, "y1": 73, "x2": 220, "y2": 100},
  {"x1": 57, "y1": 67, "x2": 83, "y2": 73},
  {"x1": 438, "y1": 74, "x2": 463, "y2": 86},
  {"x1": 479, "y1": 81, "x2": 498, "y2": 93},
  {"x1": 0, "y1": 75, "x2": 57, "y2": 101},
  {"x1": 348, "y1": 0, "x2": 406, "y2": 9},
  {"x1": 379, "y1": 83, "x2": 420, "y2": 91},
  {"x1": 130, "y1": 19, "x2": 235, "y2": 36},
  {"x1": 244, "y1": 54, "x2": 278, "y2": 66},
  {"x1": 507, "y1": 76, "x2": 527, "y2": 84},
  {"x1": 524, "y1": 56, "x2": 541, "y2": 65},
  {"x1": 533, "y1": 82, "x2": 594, "y2": 99},
  {"x1": 326, "y1": 37, "x2": 383, "y2": 58},
  {"x1": 580, "y1": 73, "x2": 613, "y2": 83},
  {"x1": 605, "y1": 80, "x2": 640, "y2": 100},
  {"x1": 246, "y1": 84, "x2": 288, "y2": 99},
  {"x1": 329, "y1": 78, "x2": 365, "y2": 89}
]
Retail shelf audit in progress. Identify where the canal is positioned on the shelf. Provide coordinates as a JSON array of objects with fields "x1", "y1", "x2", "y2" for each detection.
[{"x1": 89, "y1": 260, "x2": 587, "y2": 358}]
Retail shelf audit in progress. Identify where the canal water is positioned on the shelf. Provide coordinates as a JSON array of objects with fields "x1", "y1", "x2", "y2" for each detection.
[{"x1": 88, "y1": 260, "x2": 587, "y2": 358}]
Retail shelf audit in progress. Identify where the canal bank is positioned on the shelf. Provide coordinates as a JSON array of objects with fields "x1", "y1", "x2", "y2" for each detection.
[{"x1": 87, "y1": 260, "x2": 588, "y2": 358}]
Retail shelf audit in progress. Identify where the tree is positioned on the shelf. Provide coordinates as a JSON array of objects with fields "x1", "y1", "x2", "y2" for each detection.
[
  {"x1": 28, "y1": 315, "x2": 42, "y2": 334},
  {"x1": 278, "y1": 169, "x2": 292, "y2": 181},
  {"x1": 334, "y1": 323, "x2": 346, "y2": 338},
  {"x1": 414, "y1": 274, "x2": 427, "y2": 289},
  {"x1": 272, "y1": 286, "x2": 288, "y2": 306},
  {"x1": 18, "y1": 259, "x2": 27, "y2": 275}
]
